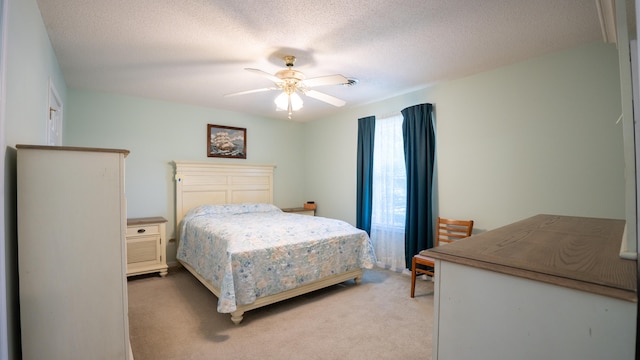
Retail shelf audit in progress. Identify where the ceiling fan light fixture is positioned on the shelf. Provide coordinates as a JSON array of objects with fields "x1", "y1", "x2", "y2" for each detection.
[
  {"x1": 274, "y1": 91, "x2": 303, "y2": 112},
  {"x1": 290, "y1": 92, "x2": 303, "y2": 111},
  {"x1": 230, "y1": 55, "x2": 348, "y2": 119},
  {"x1": 274, "y1": 92, "x2": 288, "y2": 111}
]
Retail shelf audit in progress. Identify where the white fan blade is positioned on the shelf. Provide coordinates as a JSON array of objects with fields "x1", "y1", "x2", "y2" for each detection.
[
  {"x1": 304, "y1": 90, "x2": 346, "y2": 107},
  {"x1": 245, "y1": 68, "x2": 283, "y2": 83},
  {"x1": 302, "y1": 74, "x2": 348, "y2": 88},
  {"x1": 224, "y1": 87, "x2": 277, "y2": 97}
]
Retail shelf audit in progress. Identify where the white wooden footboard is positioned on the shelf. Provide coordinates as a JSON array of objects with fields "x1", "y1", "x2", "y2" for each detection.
[{"x1": 179, "y1": 260, "x2": 363, "y2": 324}]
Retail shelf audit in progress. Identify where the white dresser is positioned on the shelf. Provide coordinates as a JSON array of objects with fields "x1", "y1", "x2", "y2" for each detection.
[
  {"x1": 16, "y1": 145, "x2": 131, "y2": 360},
  {"x1": 424, "y1": 214, "x2": 637, "y2": 360}
]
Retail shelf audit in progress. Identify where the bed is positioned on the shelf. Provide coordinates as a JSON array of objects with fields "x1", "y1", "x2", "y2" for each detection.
[{"x1": 174, "y1": 161, "x2": 375, "y2": 324}]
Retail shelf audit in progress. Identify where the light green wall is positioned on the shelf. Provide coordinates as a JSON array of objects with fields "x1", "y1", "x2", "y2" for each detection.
[
  {"x1": 5, "y1": 0, "x2": 67, "y2": 145},
  {"x1": 3, "y1": 0, "x2": 68, "y2": 358},
  {"x1": 305, "y1": 41, "x2": 624, "y2": 232},
  {"x1": 65, "y1": 90, "x2": 307, "y2": 262},
  {"x1": 433, "y1": 42, "x2": 623, "y2": 230}
]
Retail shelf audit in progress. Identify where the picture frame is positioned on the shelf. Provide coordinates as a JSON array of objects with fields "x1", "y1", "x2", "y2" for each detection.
[{"x1": 207, "y1": 124, "x2": 247, "y2": 159}]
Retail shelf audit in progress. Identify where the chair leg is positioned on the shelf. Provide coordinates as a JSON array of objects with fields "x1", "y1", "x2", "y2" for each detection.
[{"x1": 410, "y1": 256, "x2": 417, "y2": 298}]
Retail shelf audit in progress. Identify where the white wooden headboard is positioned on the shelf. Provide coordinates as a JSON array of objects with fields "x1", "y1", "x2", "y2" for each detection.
[{"x1": 174, "y1": 161, "x2": 275, "y2": 228}]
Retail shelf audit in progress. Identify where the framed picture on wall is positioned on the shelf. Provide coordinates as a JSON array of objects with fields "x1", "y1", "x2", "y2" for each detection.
[{"x1": 207, "y1": 124, "x2": 247, "y2": 159}]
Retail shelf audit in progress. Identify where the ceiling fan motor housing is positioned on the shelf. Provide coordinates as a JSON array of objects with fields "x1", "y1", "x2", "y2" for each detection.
[
  {"x1": 283, "y1": 55, "x2": 296, "y2": 67},
  {"x1": 275, "y1": 69, "x2": 305, "y2": 82}
]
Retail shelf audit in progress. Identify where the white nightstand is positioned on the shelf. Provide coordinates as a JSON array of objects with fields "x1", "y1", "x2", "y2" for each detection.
[{"x1": 126, "y1": 217, "x2": 168, "y2": 277}]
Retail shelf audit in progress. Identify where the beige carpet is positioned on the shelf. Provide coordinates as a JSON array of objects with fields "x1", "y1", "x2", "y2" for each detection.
[{"x1": 127, "y1": 266, "x2": 434, "y2": 360}]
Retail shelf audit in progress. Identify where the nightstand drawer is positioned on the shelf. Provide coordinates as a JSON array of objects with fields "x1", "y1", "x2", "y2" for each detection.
[{"x1": 126, "y1": 224, "x2": 160, "y2": 237}]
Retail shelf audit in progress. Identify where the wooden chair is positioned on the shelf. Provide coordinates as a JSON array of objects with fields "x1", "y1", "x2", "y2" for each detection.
[{"x1": 410, "y1": 217, "x2": 474, "y2": 298}]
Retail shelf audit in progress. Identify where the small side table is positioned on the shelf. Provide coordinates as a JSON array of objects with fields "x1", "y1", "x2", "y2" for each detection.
[
  {"x1": 126, "y1": 216, "x2": 168, "y2": 277},
  {"x1": 281, "y1": 207, "x2": 316, "y2": 216}
]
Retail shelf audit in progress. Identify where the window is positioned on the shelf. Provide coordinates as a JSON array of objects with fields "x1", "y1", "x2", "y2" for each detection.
[{"x1": 370, "y1": 113, "x2": 406, "y2": 271}]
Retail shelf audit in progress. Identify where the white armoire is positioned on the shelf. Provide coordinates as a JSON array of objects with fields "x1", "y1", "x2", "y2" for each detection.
[{"x1": 16, "y1": 145, "x2": 131, "y2": 360}]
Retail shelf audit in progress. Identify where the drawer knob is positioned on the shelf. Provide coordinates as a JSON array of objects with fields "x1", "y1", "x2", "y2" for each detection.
[{"x1": 137, "y1": 229, "x2": 146, "y2": 234}]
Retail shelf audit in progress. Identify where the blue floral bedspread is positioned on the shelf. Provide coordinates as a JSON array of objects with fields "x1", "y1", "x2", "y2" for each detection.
[{"x1": 176, "y1": 203, "x2": 376, "y2": 313}]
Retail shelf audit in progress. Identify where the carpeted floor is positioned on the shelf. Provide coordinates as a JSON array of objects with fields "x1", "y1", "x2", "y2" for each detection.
[{"x1": 127, "y1": 266, "x2": 434, "y2": 360}]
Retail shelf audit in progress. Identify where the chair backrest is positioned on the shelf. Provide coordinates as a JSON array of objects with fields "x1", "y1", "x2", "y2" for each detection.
[{"x1": 435, "y1": 217, "x2": 474, "y2": 247}]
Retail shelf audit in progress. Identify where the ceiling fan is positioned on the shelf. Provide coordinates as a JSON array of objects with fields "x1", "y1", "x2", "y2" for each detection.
[{"x1": 224, "y1": 55, "x2": 350, "y2": 119}]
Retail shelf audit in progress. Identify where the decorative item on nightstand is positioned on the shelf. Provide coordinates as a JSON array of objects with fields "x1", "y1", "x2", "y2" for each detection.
[
  {"x1": 126, "y1": 216, "x2": 168, "y2": 277},
  {"x1": 303, "y1": 201, "x2": 316, "y2": 210}
]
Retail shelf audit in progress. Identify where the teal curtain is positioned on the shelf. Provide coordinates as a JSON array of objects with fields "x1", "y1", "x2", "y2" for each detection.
[
  {"x1": 402, "y1": 104, "x2": 435, "y2": 267},
  {"x1": 356, "y1": 116, "x2": 375, "y2": 234}
]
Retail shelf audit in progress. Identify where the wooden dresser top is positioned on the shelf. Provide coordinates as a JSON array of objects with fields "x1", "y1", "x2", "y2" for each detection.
[
  {"x1": 424, "y1": 214, "x2": 637, "y2": 302},
  {"x1": 16, "y1": 144, "x2": 130, "y2": 157}
]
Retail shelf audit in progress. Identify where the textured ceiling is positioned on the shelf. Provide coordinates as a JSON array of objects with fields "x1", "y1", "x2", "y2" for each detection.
[{"x1": 36, "y1": 0, "x2": 606, "y2": 121}]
